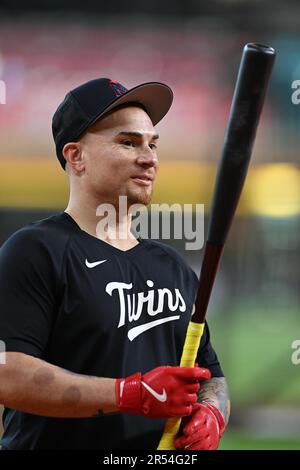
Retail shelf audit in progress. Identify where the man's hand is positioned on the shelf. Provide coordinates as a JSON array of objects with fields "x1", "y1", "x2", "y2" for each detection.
[
  {"x1": 115, "y1": 366, "x2": 211, "y2": 418},
  {"x1": 174, "y1": 402, "x2": 225, "y2": 450}
]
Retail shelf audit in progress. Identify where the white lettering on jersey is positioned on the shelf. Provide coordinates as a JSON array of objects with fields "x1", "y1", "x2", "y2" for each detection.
[{"x1": 105, "y1": 279, "x2": 186, "y2": 340}]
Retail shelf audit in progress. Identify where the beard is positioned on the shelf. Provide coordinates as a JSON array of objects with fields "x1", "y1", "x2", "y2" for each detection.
[{"x1": 126, "y1": 184, "x2": 153, "y2": 207}]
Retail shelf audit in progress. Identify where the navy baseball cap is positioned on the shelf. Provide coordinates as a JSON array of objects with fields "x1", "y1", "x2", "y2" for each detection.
[{"x1": 52, "y1": 78, "x2": 173, "y2": 169}]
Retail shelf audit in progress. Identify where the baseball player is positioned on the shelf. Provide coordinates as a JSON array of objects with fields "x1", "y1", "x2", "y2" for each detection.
[{"x1": 0, "y1": 78, "x2": 230, "y2": 450}]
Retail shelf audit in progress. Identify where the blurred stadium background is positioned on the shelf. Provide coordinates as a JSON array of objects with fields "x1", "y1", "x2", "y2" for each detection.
[{"x1": 0, "y1": 0, "x2": 299, "y2": 450}]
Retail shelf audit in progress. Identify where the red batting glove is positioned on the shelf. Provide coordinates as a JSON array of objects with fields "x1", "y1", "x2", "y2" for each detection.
[
  {"x1": 115, "y1": 366, "x2": 211, "y2": 419},
  {"x1": 175, "y1": 402, "x2": 225, "y2": 450}
]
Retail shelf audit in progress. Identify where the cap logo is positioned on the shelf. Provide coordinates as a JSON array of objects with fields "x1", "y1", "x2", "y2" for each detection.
[{"x1": 109, "y1": 80, "x2": 127, "y2": 97}]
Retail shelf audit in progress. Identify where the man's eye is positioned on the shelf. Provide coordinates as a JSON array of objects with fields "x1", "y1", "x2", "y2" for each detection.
[
  {"x1": 122, "y1": 140, "x2": 135, "y2": 147},
  {"x1": 149, "y1": 143, "x2": 157, "y2": 150}
]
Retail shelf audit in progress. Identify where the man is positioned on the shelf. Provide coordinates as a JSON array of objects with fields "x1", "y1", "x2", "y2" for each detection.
[{"x1": 0, "y1": 78, "x2": 230, "y2": 450}]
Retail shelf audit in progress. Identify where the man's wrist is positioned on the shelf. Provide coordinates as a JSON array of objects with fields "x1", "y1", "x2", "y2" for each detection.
[{"x1": 115, "y1": 372, "x2": 141, "y2": 413}]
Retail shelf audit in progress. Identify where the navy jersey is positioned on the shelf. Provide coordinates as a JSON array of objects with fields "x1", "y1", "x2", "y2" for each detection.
[{"x1": 0, "y1": 212, "x2": 223, "y2": 450}]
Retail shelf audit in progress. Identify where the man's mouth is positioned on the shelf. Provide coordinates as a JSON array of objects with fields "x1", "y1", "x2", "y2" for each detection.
[{"x1": 131, "y1": 175, "x2": 154, "y2": 187}]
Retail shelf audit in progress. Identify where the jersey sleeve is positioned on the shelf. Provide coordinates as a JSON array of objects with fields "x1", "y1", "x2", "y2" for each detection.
[
  {"x1": 0, "y1": 228, "x2": 61, "y2": 358},
  {"x1": 196, "y1": 322, "x2": 224, "y2": 377}
]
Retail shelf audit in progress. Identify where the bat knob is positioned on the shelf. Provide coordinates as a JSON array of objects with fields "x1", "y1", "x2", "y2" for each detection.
[{"x1": 245, "y1": 43, "x2": 276, "y2": 55}]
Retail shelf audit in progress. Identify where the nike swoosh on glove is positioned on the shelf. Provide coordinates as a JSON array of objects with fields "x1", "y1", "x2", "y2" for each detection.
[{"x1": 115, "y1": 365, "x2": 211, "y2": 418}]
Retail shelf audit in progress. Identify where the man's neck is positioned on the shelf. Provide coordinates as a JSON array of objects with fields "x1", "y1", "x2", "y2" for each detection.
[{"x1": 65, "y1": 204, "x2": 139, "y2": 252}]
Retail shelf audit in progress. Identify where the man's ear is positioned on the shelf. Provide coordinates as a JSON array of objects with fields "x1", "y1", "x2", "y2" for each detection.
[{"x1": 62, "y1": 142, "x2": 85, "y2": 173}]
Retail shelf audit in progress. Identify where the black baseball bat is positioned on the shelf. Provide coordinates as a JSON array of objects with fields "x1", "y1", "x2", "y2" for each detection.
[
  {"x1": 158, "y1": 43, "x2": 276, "y2": 450},
  {"x1": 194, "y1": 42, "x2": 276, "y2": 324}
]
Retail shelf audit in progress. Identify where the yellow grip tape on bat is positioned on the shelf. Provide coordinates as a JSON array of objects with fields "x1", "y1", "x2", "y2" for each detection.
[{"x1": 157, "y1": 321, "x2": 205, "y2": 450}]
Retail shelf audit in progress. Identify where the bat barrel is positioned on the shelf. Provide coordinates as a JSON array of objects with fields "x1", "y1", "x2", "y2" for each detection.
[{"x1": 207, "y1": 43, "x2": 276, "y2": 246}]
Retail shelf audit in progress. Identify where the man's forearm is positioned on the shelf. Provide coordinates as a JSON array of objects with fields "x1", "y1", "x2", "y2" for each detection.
[
  {"x1": 198, "y1": 377, "x2": 230, "y2": 425},
  {"x1": 0, "y1": 352, "x2": 118, "y2": 418}
]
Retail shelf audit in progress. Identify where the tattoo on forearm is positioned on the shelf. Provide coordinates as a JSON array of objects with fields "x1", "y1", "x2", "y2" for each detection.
[{"x1": 198, "y1": 377, "x2": 230, "y2": 425}]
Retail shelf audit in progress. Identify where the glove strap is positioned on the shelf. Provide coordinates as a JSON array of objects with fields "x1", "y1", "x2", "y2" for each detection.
[
  {"x1": 116, "y1": 372, "x2": 142, "y2": 413},
  {"x1": 202, "y1": 402, "x2": 226, "y2": 436}
]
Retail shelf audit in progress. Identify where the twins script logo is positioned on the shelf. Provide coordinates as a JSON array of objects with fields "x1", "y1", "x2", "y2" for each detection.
[{"x1": 105, "y1": 280, "x2": 186, "y2": 341}]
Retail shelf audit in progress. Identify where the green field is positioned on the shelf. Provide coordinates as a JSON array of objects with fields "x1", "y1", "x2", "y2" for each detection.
[
  {"x1": 209, "y1": 304, "x2": 300, "y2": 406},
  {"x1": 219, "y1": 433, "x2": 300, "y2": 450},
  {"x1": 208, "y1": 304, "x2": 300, "y2": 449}
]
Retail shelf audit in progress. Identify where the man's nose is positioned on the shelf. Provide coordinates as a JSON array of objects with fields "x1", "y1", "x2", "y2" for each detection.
[{"x1": 136, "y1": 146, "x2": 158, "y2": 167}]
